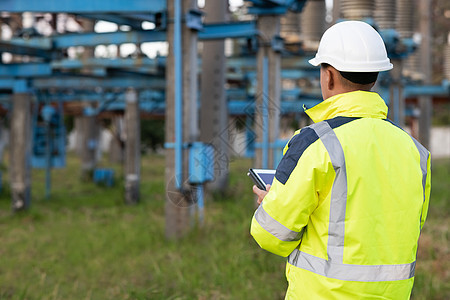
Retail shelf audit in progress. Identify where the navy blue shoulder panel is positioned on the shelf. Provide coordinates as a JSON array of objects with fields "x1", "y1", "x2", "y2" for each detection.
[
  {"x1": 275, "y1": 116, "x2": 359, "y2": 185},
  {"x1": 275, "y1": 127, "x2": 319, "y2": 184},
  {"x1": 383, "y1": 118, "x2": 404, "y2": 131},
  {"x1": 325, "y1": 116, "x2": 360, "y2": 128}
]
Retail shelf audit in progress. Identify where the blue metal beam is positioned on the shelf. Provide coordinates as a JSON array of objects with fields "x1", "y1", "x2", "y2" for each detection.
[
  {"x1": 6, "y1": 21, "x2": 260, "y2": 53},
  {"x1": 7, "y1": 30, "x2": 166, "y2": 50},
  {"x1": 77, "y1": 14, "x2": 143, "y2": 29},
  {"x1": 403, "y1": 84, "x2": 450, "y2": 97},
  {"x1": 51, "y1": 57, "x2": 161, "y2": 71},
  {"x1": 0, "y1": 63, "x2": 52, "y2": 77},
  {"x1": 56, "y1": 30, "x2": 167, "y2": 48},
  {"x1": 33, "y1": 77, "x2": 165, "y2": 90},
  {"x1": 200, "y1": 21, "x2": 258, "y2": 40},
  {"x1": 0, "y1": 0, "x2": 166, "y2": 13},
  {"x1": 0, "y1": 41, "x2": 54, "y2": 59},
  {"x1": 0, "y1": 79, "x2": 15, "y2": 89}
]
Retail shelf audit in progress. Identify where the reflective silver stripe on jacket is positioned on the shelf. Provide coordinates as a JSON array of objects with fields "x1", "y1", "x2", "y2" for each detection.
[
  {"x1": 310, "y1": 121, "x2": 347, "y2": 263},
  {"x1": 255, "y1": 205, "x2": 303, "y2": 242},
  {"x1": 288, "y1": 249, "x2": 416, "y2": 282},
  {"x1": 287, "y1": 121, "x2": 428, "y2": 282},
  {"x1": 411, "y1": 137, "x2": 429, "y2": 200}
]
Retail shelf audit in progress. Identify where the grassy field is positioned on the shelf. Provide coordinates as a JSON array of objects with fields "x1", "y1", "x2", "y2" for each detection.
[{"x1": 0, "y1": 153, "x2": 448, "y2": 299}]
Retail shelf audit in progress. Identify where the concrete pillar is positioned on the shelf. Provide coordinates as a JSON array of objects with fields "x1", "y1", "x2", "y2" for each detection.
[
  {"x1": 254, "y1": 15, "x2": 281, "y2": 169},
  {"x1": 199, "y1": 0, "x2": 229, "y2": 193},
  {"x1": 10, "y1": 92, "x2": 32, "y2": 211},
  {"x1": 165, "y1": 0, "x2": 199, "y2": 239},
  {"x1": 79, "y1": 108, "x2": 100, "y2": 180},
  {"x1": 124, "y1": 89, "x2": 140, "y2": 204},
  {"x1": 332, "y1": 0, "x2": 341, "y2": 24},
  {"x1": 108, "y1": 116, "x2": 124, "y2": 164},
  {"x1": 78, "y1": 19, "x2": 99, "y2": 179},
  {"x1": 418, "y1": 0, "x2": 432, "y2": 148},
  {"x1": 389, "y1": 59, "x2": 405, "y2": 127}
]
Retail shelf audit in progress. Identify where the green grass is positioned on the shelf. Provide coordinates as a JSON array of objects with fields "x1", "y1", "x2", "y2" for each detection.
[{"x1": 0, "y1": 154, "x2": 448, "y2": 299}]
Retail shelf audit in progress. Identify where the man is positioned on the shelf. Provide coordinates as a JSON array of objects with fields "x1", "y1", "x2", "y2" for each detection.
[{"x1": 250, "y1": 21, "x2": 431, "y2": 299}]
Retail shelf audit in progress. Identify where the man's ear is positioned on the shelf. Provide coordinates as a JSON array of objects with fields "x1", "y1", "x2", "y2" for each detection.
[{"x1": 326, "y1": 68, "x2": 335, "y2": 91}]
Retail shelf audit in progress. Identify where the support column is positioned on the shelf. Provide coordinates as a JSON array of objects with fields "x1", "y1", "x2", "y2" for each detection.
[
  {"x1": 418, "y1": 0, "x2": 432, "y2": 148},
  {"x1": 199, "y1": 0, "x2": 229, "y2": 193},
  {"x1": 389, "y1": 59, "x2": 405, "y2": 127},
  {"x1": 255, "y1": 15, "x2": 281, "y2": 169},
  {"x1": 79, "y1": 19, "x2": 99, "y2": 180},
  {"x1": 124, "y1": 89, "x2": 140, "y2": 204},
  {"x1": 10, "y1": 90, "x2": 32, "y2": 211},
  {"x1": 165, "y1": 0, "x2": 199, "y2": 239},
  {"x1": 109, "y1": 116, "x2": 124, "y2": 164},
  {"x1": 79, "y1": 106, "x2": 100, "y2": 180}
]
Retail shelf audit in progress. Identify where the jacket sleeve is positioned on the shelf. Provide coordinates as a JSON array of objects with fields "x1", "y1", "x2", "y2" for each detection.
[
  {"x1": 250, "y1": 128, "x2": 331, "y2": 257},
  {"x1": 420, "y1": 152, "x2": 432, "y2": 230}
]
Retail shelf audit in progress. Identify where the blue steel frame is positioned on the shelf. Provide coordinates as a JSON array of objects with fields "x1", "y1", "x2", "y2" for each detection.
[
  {"x1": 1, "y1": 0, "x2": 446, "y2": 212},
  {"x1": 174, "y1": 0, "x2": 183, "y2": 190}
]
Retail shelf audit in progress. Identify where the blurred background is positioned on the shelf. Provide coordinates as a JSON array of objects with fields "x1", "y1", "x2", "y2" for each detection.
[{"x1": 0, "y1": 0, "x2": 448, "y2": 299}]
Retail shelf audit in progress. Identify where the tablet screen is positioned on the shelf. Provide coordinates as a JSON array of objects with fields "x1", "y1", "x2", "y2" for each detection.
[
  {"x1": 258, "y1": 172, "x2": 275, "y2": 185},
  {"x1": 252, "y1": 169, "x2": 276, "y2": 186}
]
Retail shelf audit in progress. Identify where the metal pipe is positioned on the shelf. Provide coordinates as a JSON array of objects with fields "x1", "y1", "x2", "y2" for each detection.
[
  {"x1": 262, "y1": 54, "x2": 269, "y2": 169},
  {"x1": 174, "y1": 0, "x2": 183, "y2": 189},
  {"x1": 197, "y1": 185, "x2": 204, "y2": 225},
  {"x1": 45, "y1": 116, "x2": 51, "y2": 199}
]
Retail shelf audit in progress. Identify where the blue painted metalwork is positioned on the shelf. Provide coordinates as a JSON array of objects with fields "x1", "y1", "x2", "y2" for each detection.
[
  {"x1": 271, "y1": 35, "x2": 284, "y2": 52},
  {"x1": 200, "y1": 21, "x2": 258, "y2": 40},
  {"x1": 7, "y1": 30, "x2": 166, "y2": 50},
  {"x1": 174, "y1": 0, "x2": 183, "y2": 190},
  {"x1": 13, "y1": 79, "x2": 31, "y2": 93},
  {"x1": 403, "y1": 84, "x2": 450, "y2": 97},
  {"x1": 33, "y1": 77, "x2": 165, "y2": 90},
  {"x1": 186, "y1": 9, "x2": 204, "y2": 31},
  {"x1": 77, "y1": 14, "x2": 143, "y2": 29},
  {"x1": 196, "y1": 185, "x2": 204, "y2": 225},
  {"x1": 246, "y1": 0, "x2": 307, "y2": 14},
  {"x1": 262, "y1": 55, "x2": 269, "y2": 169},
  {"x1": 51, "y1": 57, "x2": 163, "y2": 70},
  {"x1": 6, "y1": 22, "x2": 260, "y2": 53},
  {"x1": 248, "y1": 6, "x2": 288, "y2": 15},
  {"x1": 31, "y1": 103, "x2": 66, "y2": 170},
  {"x1": 0, "y1": 40, "x2": 54, "y2": 59},
  {"x1": 0, "y1": 63, "x2": 52, "y2": 77},
  {"x1": 93, "y1": 168, "x2": 115, "y2": 187},
  {"x1": 0, "y1": 0, "x2": 166, "y2": 13},
  {"x1": 188, "y1": 142, "x2": 215, "y2": 184},
  {"x1": 0, "y1": 79, "x2": 15, "y2": 89}
]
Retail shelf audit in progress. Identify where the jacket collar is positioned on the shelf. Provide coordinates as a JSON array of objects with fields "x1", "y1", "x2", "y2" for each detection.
[{"x1": 305, "y1": 91, "x2": 388, "y2": 123}]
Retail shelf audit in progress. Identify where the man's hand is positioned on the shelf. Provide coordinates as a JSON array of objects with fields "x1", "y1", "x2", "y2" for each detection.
[{"x1": 253, "y1": 184, "x2": 271, "y2": 205}]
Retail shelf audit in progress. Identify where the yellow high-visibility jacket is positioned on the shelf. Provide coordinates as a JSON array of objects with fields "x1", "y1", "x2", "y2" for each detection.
[{"x1": 251, "y1": 91, "x2": 431, "y2": 299}]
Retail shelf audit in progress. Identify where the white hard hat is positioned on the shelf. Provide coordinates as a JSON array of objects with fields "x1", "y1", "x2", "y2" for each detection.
[{"x1": 309, "y1": 21, "x2": 393, "y2": 72}]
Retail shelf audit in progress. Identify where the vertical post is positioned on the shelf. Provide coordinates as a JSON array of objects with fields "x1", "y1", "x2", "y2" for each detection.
[
  {"x1": 165, "y1": 0, "x2": 199, "y2": 239},
  {"x1": 10, "y1": 84, "x2": 32, "y2": 211},
  {"x1": 418, "y1": 0, "x2": 432, "y2": 148},
  {"x1": 109, "y1": 116, "x2": 124, "y2": 164},
  {"x1": 255, "y1": 15, "x2": 281, "y2": 169},
  {"x1": 80, "y1": 106, "x2": 99, "y2": 180},
  {"x1": 79, "y1": 19, "x2": 99, "y2": 180},
  {"x1": 262, "y1": 55, "x2": 269, "y2": 169},
  {"x1": 199, "y1": 0, "x2": 229, "y2": 193},
  {"x1": 389, "y1": 59, "x2": 405, "y2": 127},
  {"x1": 332, "y1": 0, "x2": 341, "y2": 24},
  {"x1": 124, "y1": 89, "x2": 140, "y2": 204}
]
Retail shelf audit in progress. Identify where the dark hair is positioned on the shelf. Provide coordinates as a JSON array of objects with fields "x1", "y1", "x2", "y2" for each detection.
[
  {"x1": 339, "y1": 71, "x2": 378, "y2": 85},
  {"x1": 321, "y1": 63, "x2": 378, "y2": 85}
]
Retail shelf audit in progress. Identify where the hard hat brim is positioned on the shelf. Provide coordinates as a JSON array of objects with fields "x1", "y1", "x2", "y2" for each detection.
[{"x1": 308, "y1": 57, "x2": 393, "y2": 72}]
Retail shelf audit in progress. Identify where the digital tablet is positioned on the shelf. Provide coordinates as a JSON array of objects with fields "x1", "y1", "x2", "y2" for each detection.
[{"x1": 247, "y1": 168, "x2": 276, "y2": 191}]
